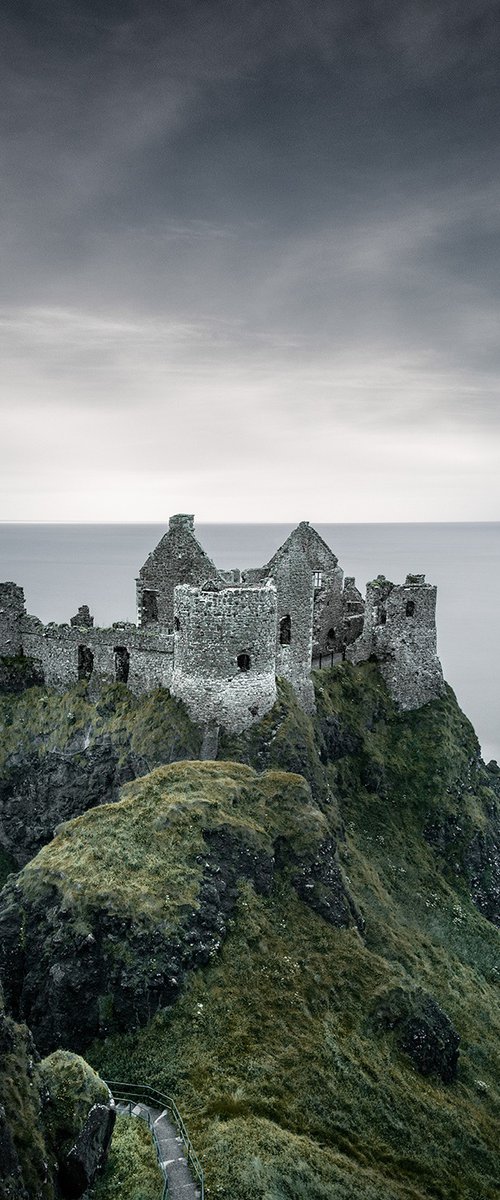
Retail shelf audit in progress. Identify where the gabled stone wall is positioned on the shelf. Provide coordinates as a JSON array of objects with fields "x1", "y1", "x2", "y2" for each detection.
[
  {"x1": 0, "y1": 519, "x2": 444, "y2": 728},
  {"x1": 136, "y1": 514, "x2": 223, "y2": 628}
]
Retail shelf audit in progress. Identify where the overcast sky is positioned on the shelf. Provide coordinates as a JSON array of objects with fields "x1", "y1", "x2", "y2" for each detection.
[{"x1": 1, "y1": 0, "x2": 499, "y2": 521}]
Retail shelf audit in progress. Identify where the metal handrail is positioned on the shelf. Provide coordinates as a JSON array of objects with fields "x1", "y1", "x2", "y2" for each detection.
[
  {"x1": 106, "y1": 1081, "x2": 205, "y2": 1199},
  {"x1": 115, "y1": 1096, "x2": 169, "y2": 1200}
]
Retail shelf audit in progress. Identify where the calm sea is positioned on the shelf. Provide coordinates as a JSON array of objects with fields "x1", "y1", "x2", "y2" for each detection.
[{"x1": 1, "y1": 522, "x2": 498, "y2": 764}]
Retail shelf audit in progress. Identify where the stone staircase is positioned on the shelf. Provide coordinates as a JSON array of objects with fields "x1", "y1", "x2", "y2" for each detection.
[{"x1": 116, "y1": 1101, "x2": 201, "y2": 1199}]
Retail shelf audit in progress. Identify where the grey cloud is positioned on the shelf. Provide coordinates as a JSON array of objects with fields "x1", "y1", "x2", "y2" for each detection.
[{"x1": 0, "y1": 1, "x2": 499, "y2": 518}]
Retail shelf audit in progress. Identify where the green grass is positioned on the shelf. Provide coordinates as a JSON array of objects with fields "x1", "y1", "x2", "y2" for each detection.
[
  {"x1": 88, "y1": 1115, "x2": 163, "y2": 1200},
  {"x1": 15, "y1": 759, "x2": 323, "y2": 926}
]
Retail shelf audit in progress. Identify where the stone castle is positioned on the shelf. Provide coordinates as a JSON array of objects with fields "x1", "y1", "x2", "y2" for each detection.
[{"x1": 0, "y1": 516, "x2": 445, "y2": 733}]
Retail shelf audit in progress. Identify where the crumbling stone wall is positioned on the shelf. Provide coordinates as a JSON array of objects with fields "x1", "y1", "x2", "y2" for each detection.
[
  {"x1": 0, "y1": 583, "x2": 26, "y2": 656},
  {"x1": 21, "y1": 620, "x2": 174, "y2": 695},
  {"x1": 348, "y1": 574, "x2": 445, "y2": 710},
  {"x1": 0, "y1": 519, "x2": 444, "y2": 730},
  {"x1": 136, "y1": 514, "x2": 224, "y2": 628},
  {"x1": 245, "y1": 522, "x2": 340, "y2": 710},
  {"x1": 171, "y1": 582, "x2": 277, "y2": 732},
  {"x1": 341, "y1": 577, "x2": 365, "y2": 646}
]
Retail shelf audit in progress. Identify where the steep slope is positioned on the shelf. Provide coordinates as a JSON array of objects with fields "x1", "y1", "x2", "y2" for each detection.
[
  {"x1": 0, "y1": 761, "x2": 359, "y2": 1052},
  {"x1": 0, "y1": 679, "x2": 202, "y2": 871},
  {"x1": 0, "y1": 662, "x2": 499, "y2": 1199}
]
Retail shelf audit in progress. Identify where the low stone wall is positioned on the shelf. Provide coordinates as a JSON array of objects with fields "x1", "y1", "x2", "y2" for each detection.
[{"x1": 21, "y1": 621, "x2": 174, "y2": 695}]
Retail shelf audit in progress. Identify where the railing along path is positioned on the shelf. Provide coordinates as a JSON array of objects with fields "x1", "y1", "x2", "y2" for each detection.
[{"x1": 106, "y1": 1080, "x2": 204, "y2": 1200}]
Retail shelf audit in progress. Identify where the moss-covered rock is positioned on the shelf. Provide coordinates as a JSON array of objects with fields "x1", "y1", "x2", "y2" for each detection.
[
  {"x1": 371, "y1": 985, "x2": 460, "y2": 1082},
  {"x1": 0, "y1": 761, "x2": 356, "y2": 1052},
  {"x1": 1, "y1": 660, "x2": 500, "y2": 1199},
  {"x1": 0, "y1": 655, "x2": 44, "y2": 696},
  {"x1": 0, "y1": 683, "x2": 202, "y2": 867},
  {"x1": 0, "y1": 988, "x2": 113, "y2": 1200},
  {"x1": 88, "y1": 1115, "x2": 163, "y2": 1200},
  {"x1": 219, "y1": 679, "x2": 329, "y2": 802}
]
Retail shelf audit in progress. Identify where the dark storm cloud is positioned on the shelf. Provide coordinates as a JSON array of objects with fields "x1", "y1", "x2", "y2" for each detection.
[{"x1": 1, "y1": 1, "x2": 500, "y2": 518}]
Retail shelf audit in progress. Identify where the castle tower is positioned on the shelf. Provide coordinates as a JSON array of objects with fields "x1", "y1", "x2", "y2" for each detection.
[
  {"x1": 170, "y1": 581, "x2": 278, "y2": 732},
  {"x1": 0, "y1": 583, "x2": 26, "y2": 657},
  {"x1": 136, "y1": 514, "x2": 223, "y2": 629},
  {"x1": 347, "y1": 573, "x2": 445, "y2": 710}
]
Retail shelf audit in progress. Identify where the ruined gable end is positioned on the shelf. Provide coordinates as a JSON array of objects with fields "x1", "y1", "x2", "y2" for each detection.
[{"x1": 136, "y1": 513, "x2": 223, "y2": 629}]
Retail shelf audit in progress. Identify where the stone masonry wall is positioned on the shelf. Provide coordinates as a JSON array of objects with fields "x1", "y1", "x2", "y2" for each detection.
[
  {"x1": 348, "y1": 574, "x2": 445, "y2": 710},
  {"x1": 312, "y1": 568, "x2": 344, "y2": 656},
  {"x1": 263, "y1": 526, "x2": 318, "y2": 713},
  {"x1": 0, "y1": 583, "x2": 26, "y2": 657},
  {"x1": 136, "y1": 513, "x2": 224, "y2": 628},
  {"x1": 21, "y1": 620, "x2": 174, "y2": 695},
  {"x1": 171, "y1": 582, "x2": 277, "y2": 732}
]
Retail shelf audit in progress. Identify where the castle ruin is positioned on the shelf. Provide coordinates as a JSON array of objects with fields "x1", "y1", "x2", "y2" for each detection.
[{"x1": 0, "y1": 517, "x2": 445, "y2": 733}]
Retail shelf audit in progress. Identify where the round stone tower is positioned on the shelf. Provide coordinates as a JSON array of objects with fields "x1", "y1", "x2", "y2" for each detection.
[{"x1": 171, "y1": 581, "x2": 277, "y2": 732}]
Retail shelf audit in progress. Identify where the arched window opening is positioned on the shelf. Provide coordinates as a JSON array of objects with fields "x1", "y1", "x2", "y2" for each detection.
[
  {"x1": 174, "y1": 616, "x2": 180, "y2": 631},
  {"x1": 377, "y1": 607, "x2": 387, "y2": 626},
  {"x1": 279, "y1": 615, "x2": 291, "y2": 645},
  {"x1": 78, "y1": 645, "x2": 94, "y2": 681},
  {"x1": 114, "y1": 646, "x2": 130, "y2": 684},
  {"x1": 313, "y1": 570, "x2": 322, "y2": 588},
  {"x1": 237, "y1": 652, "x2": 251, "y2": 672},
  {"x1": 406, "y1": 600, "x2": 415, "y2": 617},
  {"x1": 142, "y1": 590, "x2": 158, "y2": 622},
  {"x1": 326, "y1": 627, "x2": 336, "y2": 648}
]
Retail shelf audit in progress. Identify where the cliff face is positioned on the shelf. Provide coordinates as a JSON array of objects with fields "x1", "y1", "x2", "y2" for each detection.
[
  {"x1": 0, "y1": 679, "x2": 202, "y2": 871},
  {"x1": 0, "y1": 662, "x2": 499, "y2": 1200},
  {"x1": 0, "y1": 986, "x2": 114, "y2": 1200}
]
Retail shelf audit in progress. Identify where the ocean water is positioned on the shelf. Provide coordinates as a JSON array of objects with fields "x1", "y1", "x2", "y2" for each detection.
[{"x1": 0, "y1": 522, "x2": 498, "y2": 764}]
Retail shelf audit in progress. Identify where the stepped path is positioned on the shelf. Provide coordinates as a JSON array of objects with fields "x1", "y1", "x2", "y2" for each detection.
[{"x1": 116, "y1": 1100, "x2": 201, "y2": 1198}]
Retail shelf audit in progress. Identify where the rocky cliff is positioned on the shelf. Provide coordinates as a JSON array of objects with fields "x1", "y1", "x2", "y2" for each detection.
[{"x1": 0, "y1": 661, "x2": 499, "y2": 1200}]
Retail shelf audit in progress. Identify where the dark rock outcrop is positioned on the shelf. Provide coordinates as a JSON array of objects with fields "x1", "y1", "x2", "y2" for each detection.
[
  {"x1": 372, "y1": 986, "x2": 460, "y2": 1083},
  {"x1": 0, "y1": 737, "x2": 148, "y2": 868},
  {"x1": 58, "y1": 1102, "x2": 115, "y2": 1199},
  {"x1": 0, "y1": 655, "x2": 44, "y2": 696},
  {"x1": 276, "y1": 834, "x2": 364, "y2": 931}
]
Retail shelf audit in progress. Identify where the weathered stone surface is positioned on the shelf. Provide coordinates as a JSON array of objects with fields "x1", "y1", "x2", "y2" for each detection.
[
  {"x1": 0, "y1": 737, "x2": 148, "y2": 868},
  {"x1": 348, "y1": 573, "x2": 445, "y2": 710},
  {"x1": 137, "y1": 513, "x2": 224, "y2": 628},
  {"x1": 171, "y1": 582, "x2": 278, "y2": 732},
  {"x1": 276, "y1": 835, "x2": 364, "y2": 931},
  {"x1": 58, "y1": 1102, "x2": 115, "y2": 1199},
  {"x1": 0, "y1": 519, "x2": 447, "y2": 732},
  {"x1": 0, "y1": 655, "x2": 44, "y2": 695}
]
